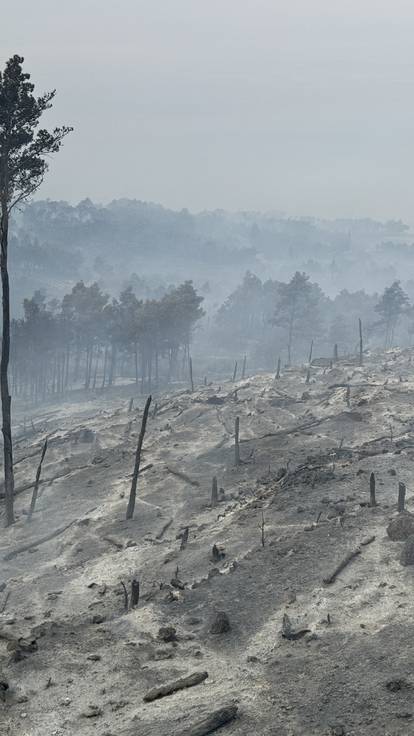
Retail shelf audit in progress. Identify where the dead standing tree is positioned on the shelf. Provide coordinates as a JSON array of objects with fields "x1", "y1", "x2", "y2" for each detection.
[
  {"x1": 359, "y1": 318, "x2": 363, "y2": 366},
  {"x1": 126, "y1": 395, "x2": 152, "y2": 520},
  {"x1": 0, "y1": 55, "x2": 71, "y2": 526},
  {"x1": 27, "y1": 437, "x2": 48, "y2": 521},
  {"x1": 369, "y1": 472, "x2": 376, "y2": 507},
  {"x1": 232, "y1": 361, "x2": 238, "y2": 382},
  {"x1": 308, "y1": 340, "x2": 313, "y2": 365},
  {"x1": 211, "y1": 476, "x2": 218, "y2": 507},
  {"x1": 275, "y1": 357, "x2": 281, "y2": 380},
  {"x1": 189, "y1": 356, "x2": 194, "y2": 393},
  {"x1": 234, "y1": 416, "x2": 241, "y2": 466},
  {"x1": 398, "y1": 482, "x2": 406, "y2": 513}
]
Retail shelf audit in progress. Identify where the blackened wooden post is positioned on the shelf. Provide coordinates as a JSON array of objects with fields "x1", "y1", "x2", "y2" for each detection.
[
  {"x1": 27, "y1": 437, "x2": 48, "y2": 522},
  {"x1": 308, "y1": 340, "x2": 313, "y2": 365},
  {"x1": 241, "y1": 355, "x2": 247, "y2": 379},
  {"x1": 128, "y1": 397, "x2": 134, "y2": 413},
  {"x1": 398, "y1": 482, "x2": 406, "y2": 513},
  {"x1": 369, "y1": 472, "x2": 376, "y2": 507},
  {"x1": 131, "y1": 579, "x2": 140, "y2": 608},
  {"x1": 334, "y1": 343, "x2": 338, "y2": 362},
  {"x1": 126, "y1": 395, "x2": 152, "y2": 520},
  {"x1": 275, "y1": 357, "x2": 281, "y2": 380},
  {"x1": 235, "y1": 416, "x2": 240, "y2": 466},
  {"x1": 305, "y1": 368, "x2": 311, "y2": 385},
  {"x1": 211, "y1": 476, "x2": 218, "y2": 507},
  {"x1": 232, "y1": 361, "x2": 238, "y2": 382},
  {"x1": 189, "y1": 357, "x2": 194, "y2": 393},
  {"x1": 359, "y1": 318, "x2": 363, "y2": 366}
]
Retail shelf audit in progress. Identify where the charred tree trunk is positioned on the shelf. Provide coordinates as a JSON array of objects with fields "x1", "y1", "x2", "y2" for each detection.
[
  {"x1": 101, "y1": 345, "x2": 108, "y2": 389},
  {"x1": 211, "y1": 476, "x2": 218, "y2": 507},
  {"x1": 275, "y1": 356, "x2": 281, "y2": 380},
  {"x1": 369, "y1": 472, "x2": 376, "y2": 507},
  {"x1": 27, "y1": 438, "x2": 48, "y2": 521},
  {"x1": 189, "y1": 356, "x2": 194, "y2": 392},
  {"x1": 398, "y1": 482, "x2": 406, "y2": 513},
  {"x1": 126, "y1": 395, "x2": 152, "y2": 520},
  {"x1": 131, "y1": 579, "x2": 140, "y2": 608},
  {"x1": 232, "y1": 361, "x2": 238, "y2": 382},
  {"x1": 234, "y1": 416, "x2": 240, "y2": 466},
  {"x1": 134, "y1": 344, "x2": 139, "y2": 386},
  {"x1": 108, "y1": 343, "x2": 117, "y2": 386},
  {"x1": 308, "y1": 340, "x2": 313, "y2": 365},
  {"x1": 359, "y1": 318, "x2": 363, "y2": 366},
  {"x1": 0, "y1": 200, "x2": 14, "y2": 526}
]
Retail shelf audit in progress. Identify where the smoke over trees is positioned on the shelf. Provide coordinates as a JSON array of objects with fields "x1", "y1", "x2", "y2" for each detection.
[{"x1": 11, "y1": 281, "x2": 204, "y2": 401}]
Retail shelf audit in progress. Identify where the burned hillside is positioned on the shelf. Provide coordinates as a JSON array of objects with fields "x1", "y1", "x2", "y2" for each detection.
[{"x1": 1, "y1": 350, "x2": 414, "y2": 735}]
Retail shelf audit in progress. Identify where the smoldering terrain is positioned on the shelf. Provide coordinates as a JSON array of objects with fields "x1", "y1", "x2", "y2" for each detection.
[{"x1": 1, "y1": 350, "x2": 414, "y2": 735}]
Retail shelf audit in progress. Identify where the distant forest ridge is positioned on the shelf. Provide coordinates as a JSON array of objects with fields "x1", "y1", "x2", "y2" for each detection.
[{"x1": 9, "y1": 197, "x2": 414, "y2": 314}]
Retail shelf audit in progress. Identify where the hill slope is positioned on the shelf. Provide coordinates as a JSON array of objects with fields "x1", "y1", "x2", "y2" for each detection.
[{"x1": 1, "y1": 351, "x2": 414, "y2": 735}]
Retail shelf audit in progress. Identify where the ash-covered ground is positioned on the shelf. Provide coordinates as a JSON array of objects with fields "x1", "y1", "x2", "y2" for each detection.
[{"x1": 2, "y1": 351, "x2": 414, "y2": 736}]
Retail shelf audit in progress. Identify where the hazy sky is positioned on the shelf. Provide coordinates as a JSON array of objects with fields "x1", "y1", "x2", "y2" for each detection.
[{"x1": 3, "y1": 1, "x2": 414, "y2": 221}]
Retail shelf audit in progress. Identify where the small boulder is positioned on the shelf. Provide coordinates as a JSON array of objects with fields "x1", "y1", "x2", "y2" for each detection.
[
  {"x1": 91, "y1": 614, "x2": 106, "y2": 625},
  {"x1": 387, "y1": 513, "x2": 414, "y2": 541},
  {"x1": 400, "y1": 536, "x2": 414, "y2": 566},
  {"x1": 81, "y1": 705, "x2": 103, "y2": 718}
]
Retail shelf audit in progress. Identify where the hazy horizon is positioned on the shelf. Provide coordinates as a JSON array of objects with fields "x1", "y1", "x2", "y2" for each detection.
[{"x1": 3, "y1": 1, "x2": 414, "y2": 224}]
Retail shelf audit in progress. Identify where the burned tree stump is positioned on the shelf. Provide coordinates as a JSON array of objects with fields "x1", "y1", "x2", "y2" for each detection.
[
  {"x1": 308, "y1": 340, "x2": 313, "y2": 365},
  {"x1": 333, "y1": 343, "x2": 338, "y2": 362},
  {"x1": 179, "y1": 527, "x2": 189, "y2": 551},
  {"x1": 211, "y1": 476, "x2": 218, "y2": 507},
  {"x1": 359, "y1": 317, "x2": 363, "y2": 366},
  {"x1": 234, "y1": 417, "x2": 240, "y2": 466},
  {"x1": 131, "y1": 579, "x2": 140, "y2": 608},
  {"x1": 128, "y1": 397, "x2": 134, "y2": 413},
  {"x1": 260, "y1": 511, "x2": 265, "y2": 547},
  {"x1": 275, "y1": 357, "x2": 281, "y2": 380},
  {"x1": 369, "y1": 472, "x2": 376, "y2": 507},
  {"x1": 305, "y1": 368, "x2": 311, "y2": 385},
  {"x1": 126, "y1": 395, "x2": 152, "y2": 520},
  {"x1": 398, "y1": 482, "x2": 406, "y2": 513},
  {"x1": 189, "y1": 356, "x2": 194, "y2": 393},
  {"x1": 120, "y1": 581, "x2": 129, "y2": 611},
  {"x1": 232, "y1": 360, "x2": 238, "y2": 383},
  {"x1": 211, "y1": 544, "x2": 225, "y2": 562},
  {"x1": 241, "y1": 354, "x2": 247, "y2": 379},
  {"x1": 27, "y1": 437, "x2": 48, "y2": 522},
  {"x1": 210, "y1": 611, "x2": 230, "y2": 634}
]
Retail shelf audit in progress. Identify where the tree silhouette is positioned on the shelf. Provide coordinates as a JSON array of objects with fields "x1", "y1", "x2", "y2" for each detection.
[
  {"x1": 273, "y1": 272, "x2": 322, "y2": 365},
  {"x1": 0, "y1": 55, "x2": 71, "y2": 525},
  {"x1": 375, "y1": 281, "x2": 409, "y2": 348}
]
